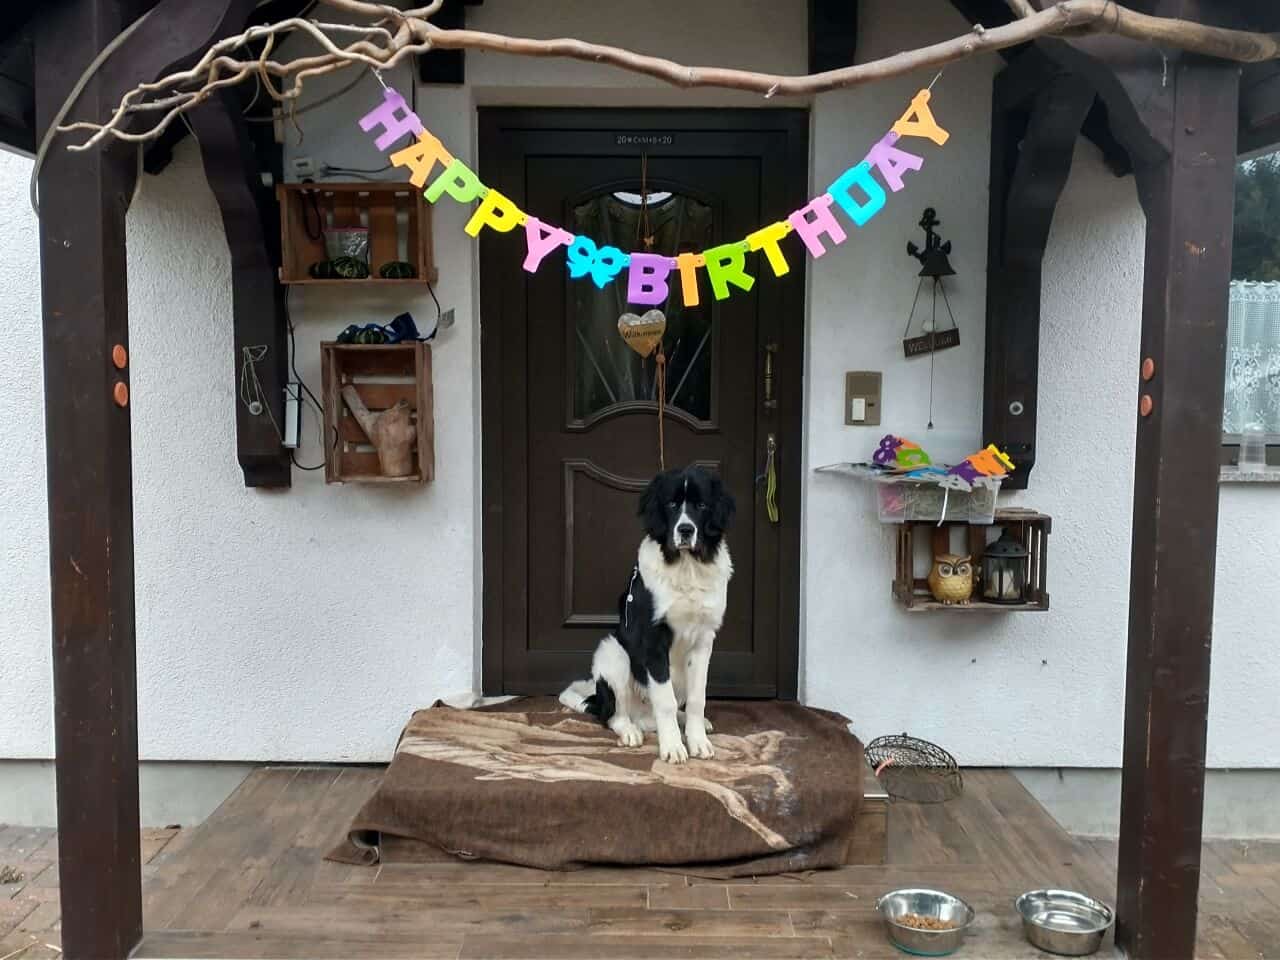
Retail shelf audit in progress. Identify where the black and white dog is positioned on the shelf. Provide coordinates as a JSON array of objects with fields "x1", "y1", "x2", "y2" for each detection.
[{"x1": 560, "y1": 465, "x2": 735, "y2": 764}]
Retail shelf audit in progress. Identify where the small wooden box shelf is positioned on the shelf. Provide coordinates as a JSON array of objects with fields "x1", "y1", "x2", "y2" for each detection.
[
  {"x1": 277, "y1": 182, "x2": 436, "y2": 285},
  {"x1": 321, "y1": 343, "x2": 434, "y2": 484},
  {"x1": 893, "y1": 508, "x2": 1051, "y2": 612}
]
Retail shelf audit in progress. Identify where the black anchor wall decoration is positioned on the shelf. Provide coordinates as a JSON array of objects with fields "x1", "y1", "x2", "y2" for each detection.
[{"x1": 902, "y1": 207, "x2": 960, "y2": 359}]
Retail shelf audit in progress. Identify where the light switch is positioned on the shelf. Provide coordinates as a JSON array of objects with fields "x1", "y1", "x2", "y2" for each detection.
[{"x1": 845, "y1": 371, "x2": 882, "y2": 426}]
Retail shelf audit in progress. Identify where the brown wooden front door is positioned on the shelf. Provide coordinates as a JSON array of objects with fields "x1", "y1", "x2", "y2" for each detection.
[{"x1": 480, "y1": 109, "x2": 807, "y2": 698}]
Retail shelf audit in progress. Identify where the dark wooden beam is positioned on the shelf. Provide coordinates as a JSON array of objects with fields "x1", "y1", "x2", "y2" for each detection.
[
  {"x1": 1115, "y1": 53, "x2": 1238, "y2": 960},
  {"x1": 983, "y1": 68, "x2": 1096, "y2": 488},
  {"x1": 949, "y1": 0, "x2": 1133, "y2": 175},
  {"x1": 33, "y1": 1, "x2": 141, "y2": 956},
  {"x1": 808, "y1": 0, "x2": 858, "y2": 73},
  {"x1": 417, "y1": 0, "x2": 483, "y2": 85},
  {"x1": 1239, "y1": 61, "x2": 1280, "y2": 152},
  {"x1": 34, "y1": 0, "x2": 273, "y2": 954},
  {"x1": 192, "y1": 88, "x2": 291, "y2": 487}
]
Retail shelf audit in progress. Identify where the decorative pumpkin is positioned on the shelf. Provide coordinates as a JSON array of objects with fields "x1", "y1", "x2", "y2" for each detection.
[
  {"x1": 379, "y1": 260, "x2": 417, "y2": 279},
  {"x1": 330, "y1": 255, "x2": 370, "y2": 279},
  {"x1": 308, "y1": 259, "x2": 336, "y2": 279}
]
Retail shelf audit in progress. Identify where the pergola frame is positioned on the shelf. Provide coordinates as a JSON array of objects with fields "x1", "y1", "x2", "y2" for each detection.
[{"x1": 17, "y1": 0, "x2": 1278, "y2": 957}]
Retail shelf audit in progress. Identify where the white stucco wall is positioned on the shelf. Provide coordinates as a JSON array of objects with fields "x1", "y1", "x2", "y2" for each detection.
[{"x1": 1, "y1": 0, "x2": 1277, "y2": 768}]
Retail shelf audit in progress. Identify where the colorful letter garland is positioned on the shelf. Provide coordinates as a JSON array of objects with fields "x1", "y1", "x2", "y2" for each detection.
[{"x1": 356, "y1": 87, "x2": 949, "y2": 304}]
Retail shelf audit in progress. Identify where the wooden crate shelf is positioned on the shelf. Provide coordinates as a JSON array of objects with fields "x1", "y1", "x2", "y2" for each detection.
[
  {"x1": 321, "y1": 343, "x2": 434, "y2": 485},
  {"x1": 892, "y1": 508, "x2": 1051, "y2": 612},
  {"x1": 277, "y1": 182, "x2": 436, "y2": 285}
]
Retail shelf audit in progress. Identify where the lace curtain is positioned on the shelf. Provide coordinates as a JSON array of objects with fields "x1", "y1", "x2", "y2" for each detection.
[{"x1": 1225, "y1": 281, "x2": 1280, "y2": 439}]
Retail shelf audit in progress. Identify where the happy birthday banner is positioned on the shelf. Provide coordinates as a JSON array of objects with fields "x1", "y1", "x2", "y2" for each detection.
[{"x1": 356, "y1": 85, "x2": 949, "y2": 305}]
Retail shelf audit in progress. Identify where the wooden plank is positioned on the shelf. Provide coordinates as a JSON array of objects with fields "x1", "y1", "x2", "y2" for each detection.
[
  {"x1": 228, "y1": 903, "x2": 592, "y2": 939},
  {"x1": 33, "y1": 2, "x2": 142, "y2": 956},
  {"x1": 584, "y1": 907, "x2": 791, "y2": 937},
  {"x1": 1115, "y1": 49, "x2": 1240, "y2": 960},
  {"x1": 144, "y1": 770, "x2": 300, "y2": 930},
  {"x1": 417, "y1": 342, "x2": 436, "y2": 482},
  {"x1": 310, "y1": 882, "x2": 648, "y2": 910},
  {"x1": 374, "y1": 862, "x2": 681, "y2": 887},
  {"x1": 135, "y1": 930, "x2": 463, "y2": 959},
  {"x1": 459, "y1": 934, "x2": 836, "y2": 959}
]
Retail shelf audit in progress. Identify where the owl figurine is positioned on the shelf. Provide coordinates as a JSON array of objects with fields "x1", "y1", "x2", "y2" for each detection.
[{"x1": 928, "y1": 553, "x2": 974, "y2": 605}]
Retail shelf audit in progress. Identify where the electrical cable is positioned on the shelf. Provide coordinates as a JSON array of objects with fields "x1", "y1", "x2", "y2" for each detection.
[
  {"x1": 244, "y1": 68, "x2": 370, "y2": 124},
  {"x1": 284, "y1": 288, "x2": 332, "y2": 471}
]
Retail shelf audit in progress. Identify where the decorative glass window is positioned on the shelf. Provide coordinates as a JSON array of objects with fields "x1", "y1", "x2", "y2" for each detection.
[
  {"x1": 570, "y1": 189, "x2": 715, "y2": 423},
  {"x1": 1227, "y1": 151, "x2": 1280, "y2": 468}
]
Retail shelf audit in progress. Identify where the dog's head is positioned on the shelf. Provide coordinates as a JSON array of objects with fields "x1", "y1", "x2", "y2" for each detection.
[{"x1": 639, "y1": 465, "x2": 735, "y2": 561}]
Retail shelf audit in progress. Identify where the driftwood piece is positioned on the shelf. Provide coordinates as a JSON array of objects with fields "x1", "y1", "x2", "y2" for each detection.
[
  {"x1": 52, "y1": 0, "x2": 1280, "y2": 155},
  {"x1": 341, "y1": 384, "x2": 415, "y2": 477}
]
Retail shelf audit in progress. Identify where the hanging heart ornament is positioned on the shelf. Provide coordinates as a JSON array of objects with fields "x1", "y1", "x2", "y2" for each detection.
[{"x1": 617, "y1": 309, "x2": 667, "y2": 358}]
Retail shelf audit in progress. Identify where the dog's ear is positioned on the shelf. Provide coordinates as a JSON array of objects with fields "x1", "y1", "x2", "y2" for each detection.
[
  {"x1": 638, "y1": 470, "x2": 673, "y2": 542},
  {"x1": 706, "y1": 471, "x2": 736, "y2": 537}
]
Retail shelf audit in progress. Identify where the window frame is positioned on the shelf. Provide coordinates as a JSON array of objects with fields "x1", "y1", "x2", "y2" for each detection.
[{"x1": 1223, "y1": 142, "x2": 1280, "y2": 476}]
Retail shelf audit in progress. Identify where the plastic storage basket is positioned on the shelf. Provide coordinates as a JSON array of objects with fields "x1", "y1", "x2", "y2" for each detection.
[{"x1": 875, "y1": 477, "x2": 1000, "y2": 524}]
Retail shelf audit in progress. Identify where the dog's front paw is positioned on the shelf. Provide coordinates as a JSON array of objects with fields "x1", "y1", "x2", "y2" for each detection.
[
  {"x1": 686, "y1": 727, "x2": 715, "y2": 760},
  {"x1": 613, "y1": 719, "x2": 644, "y2": 748},
  {"x1": 658, "y1": 734, "x2": 689, "y2": 764}
]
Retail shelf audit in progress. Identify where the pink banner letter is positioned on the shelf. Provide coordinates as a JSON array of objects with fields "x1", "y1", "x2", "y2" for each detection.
[
  {"x1": 357, "y1": 89, "x2": 424, "y2": 151},
  {"x1": 788, "y1": 195, "x2": 847, "y2": 258},
  {"x1": 864, "y1": 132, "x2": 924, "y2": 192},
  {"x1": 523, "y1": 217, "x2": 573, "y2": 273}
]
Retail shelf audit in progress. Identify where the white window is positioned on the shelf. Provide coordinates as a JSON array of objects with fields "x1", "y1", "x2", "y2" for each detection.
[{"x1": 1227, "y1": 150, "x2": 1280, "y2": 468}]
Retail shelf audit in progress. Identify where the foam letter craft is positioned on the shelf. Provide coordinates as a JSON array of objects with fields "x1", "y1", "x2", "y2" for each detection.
[
  {"x1": 523, "y1": 217, "x2": 573, "y2": 273},
  {"x1": 828, "y1": 162, "x2": 886, "y2": 227},
  {"x1": 746, "y1": 222, "x2": 792, "y2": 277},
  {"x1": 390, "y1": 131, "x2": 453, "y2": 187},
  {"x1": 425, "y1": 158, "x2": 485, "y2": 205},
  {"x1": 892, "y1": 90, "x2": 950, "y2": 145},
  {"x1": 788, "y1": 195, "x2": 848, "y2": 258},
  {"x1": 465, "y1": 188, "x2": 523, "y2": 237},
  {"x1": 864, "y1": 132, "x2": 924, "y2": 192},
  {"x1": 675, "y1": 253, "x2": 704, "y2": 307},
  {"x1": 567, "y1": 236, "x2": 628, "y2": 289},
  {"x1": 627, "y1": 253, "x2": 674, "y2": 306},
  {"x1": 357, "y1": 89, "x2": 424, "y2": 151},
  {"x1": 702, "y1": 243, "x2": 755, "y2": 300}
]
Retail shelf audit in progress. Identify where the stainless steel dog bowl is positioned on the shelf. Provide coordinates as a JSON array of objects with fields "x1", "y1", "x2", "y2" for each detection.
[
  {"x1": 876, "y1": 888, "x2": 975, "y2": 956},
  {"x1": 1015, "y1": 889, "x2": 1115, "y2": 956}
]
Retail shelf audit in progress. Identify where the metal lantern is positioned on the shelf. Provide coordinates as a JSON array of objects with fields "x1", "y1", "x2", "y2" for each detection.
[{"x1": 981, "y1": 527, "x2": 1028, "y2": 604}]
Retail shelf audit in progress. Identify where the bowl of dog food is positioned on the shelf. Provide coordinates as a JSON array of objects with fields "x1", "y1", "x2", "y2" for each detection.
[
  {"x1": 877, "y1": 888, "x2": 975, "y2": 956},
  {"x1": 1015, "y1": 889, "x2": 1114, "y2": 956}
]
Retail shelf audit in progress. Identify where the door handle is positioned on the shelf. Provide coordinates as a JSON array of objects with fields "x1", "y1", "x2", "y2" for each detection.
[{"x1": 763, "y1": 342, "x2": 778, "y2": 410}]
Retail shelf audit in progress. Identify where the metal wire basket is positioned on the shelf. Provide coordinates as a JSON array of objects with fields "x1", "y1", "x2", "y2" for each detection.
[{"x1": 865, "y1": 734, "x2": 963, "y2": 804}]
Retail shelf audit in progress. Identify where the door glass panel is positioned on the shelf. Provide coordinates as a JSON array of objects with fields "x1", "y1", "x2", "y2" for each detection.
[{"x1": 571, "y1": 189, "x2": 715, "y2": 422}]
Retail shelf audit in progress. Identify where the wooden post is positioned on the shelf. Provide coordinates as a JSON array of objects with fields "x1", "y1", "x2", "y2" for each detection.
[
  {"x1": 983, "y1": 66, "x2": 1096, "y2": 488},
  {"x1": 33, "y1": 1, "x2": 142, "y2": 957},
  {"x1": 1116, "y1": 54, "x2": 1238, "y2": 960}
]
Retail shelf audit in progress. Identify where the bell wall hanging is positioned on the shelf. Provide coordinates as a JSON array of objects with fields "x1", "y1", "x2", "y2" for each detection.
[{"x1": 902, "y1": 207, "x2": 959, "y2": 358}]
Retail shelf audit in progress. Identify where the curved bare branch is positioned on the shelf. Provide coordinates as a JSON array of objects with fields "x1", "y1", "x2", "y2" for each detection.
[{"x1": 55, "y1": 0, "x2": 1280, "y2": 152}]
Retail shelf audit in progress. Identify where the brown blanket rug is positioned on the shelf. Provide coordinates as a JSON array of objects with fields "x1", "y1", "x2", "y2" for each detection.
[{"x1": 327, "y1": 697, "x2": 864, "y2": 876}]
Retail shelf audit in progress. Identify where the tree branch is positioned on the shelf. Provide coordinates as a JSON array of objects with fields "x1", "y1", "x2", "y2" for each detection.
[{"x1": 57, "y1": 0, "x2": 1280, "y2": 151}]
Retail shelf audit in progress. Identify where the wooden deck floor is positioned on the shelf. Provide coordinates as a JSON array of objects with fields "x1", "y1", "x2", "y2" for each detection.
[{"x1": 3, "y1": 768, "x2": 1278, "y2": 959}]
